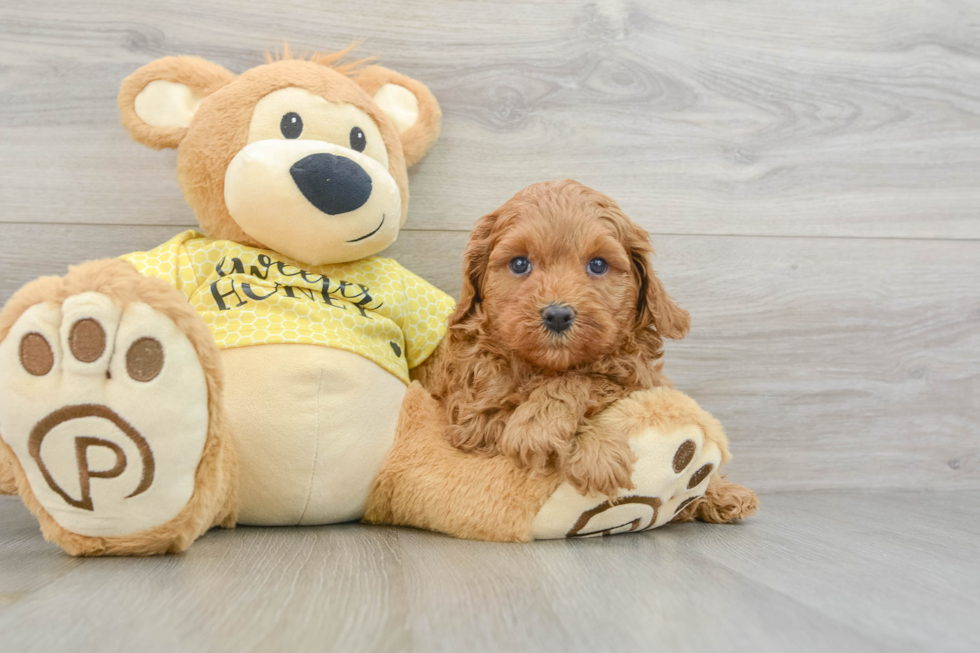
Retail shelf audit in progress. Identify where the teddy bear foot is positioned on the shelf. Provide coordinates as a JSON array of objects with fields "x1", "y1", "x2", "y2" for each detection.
[
  {"x1": 528, "y1": 387, "x2": 731, "y2": 539},
  {"x1": 0, "y1": 260, "x2": 237, "y2": 555}
]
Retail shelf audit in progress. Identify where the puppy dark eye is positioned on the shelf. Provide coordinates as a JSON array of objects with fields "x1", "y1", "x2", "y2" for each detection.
[
  {"x1": 281, "y1": 112, "x2": 303, "y2": 139},
  {"x1": 350, "y1": 126, "x2": 366, "y2": 152},
  {"x1": 588, "y1": 258, "x2": 609, "y2": 275},
  {"x1": 509, "y1": 257, "x2": 532, "y2": 275}
]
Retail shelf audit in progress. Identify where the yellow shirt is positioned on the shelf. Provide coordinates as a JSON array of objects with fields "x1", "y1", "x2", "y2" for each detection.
[{"x1": 122, "y1": 230, "x2": 455, "y2": 384}]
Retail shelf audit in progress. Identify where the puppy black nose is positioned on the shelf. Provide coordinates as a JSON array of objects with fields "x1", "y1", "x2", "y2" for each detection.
[
  {"x1": 290, "y1": 153, "x2": 373, "y2": 215},
  {"x1": 541, "y1": 304, "x2": 576, "y2": 334}
]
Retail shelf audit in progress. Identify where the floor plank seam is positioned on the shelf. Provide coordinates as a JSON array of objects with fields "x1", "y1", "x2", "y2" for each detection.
[{"x1": 3, "y1": 221, "x2": 980, "y2": 244}]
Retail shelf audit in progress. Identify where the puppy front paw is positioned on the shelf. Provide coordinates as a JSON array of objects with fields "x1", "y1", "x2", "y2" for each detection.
[
  {"x1": 563, "y1": 432, "x2": 636, "y2": 498},
  {"x1": 694, "y1": 477, "x2": 760, "y2": 524},
  {"x1": 498, "y1": 418, "x2": 570, "y2": 473}
]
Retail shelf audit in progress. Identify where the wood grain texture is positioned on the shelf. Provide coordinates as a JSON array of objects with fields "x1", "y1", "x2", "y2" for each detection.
[
  {"x1": 1, "y1": 223, "x2": 976, "y2": 491},
  {"x1": 1, "y1": 0, "x2": 980, "y2": 237},
  {"x1": 2, "y1": 3, "x2": 978, "y2": 651},
  {"x1": 1, "y1": 492, "x2": 978, "y2": 652}
]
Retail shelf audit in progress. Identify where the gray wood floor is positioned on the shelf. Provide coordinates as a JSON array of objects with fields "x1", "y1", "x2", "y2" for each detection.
[
  {"x1": 1, "y1": 1, "x2": 979, "y2": 651},
  {"x1": 2, "y1": 491, "x2": 978, "y2": 652}
]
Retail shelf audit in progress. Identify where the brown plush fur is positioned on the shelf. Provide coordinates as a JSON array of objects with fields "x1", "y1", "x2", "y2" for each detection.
[
  {"x1": 425, "y1": 180, "x2": 691, "y2": 496},
  {"x1": 0, "y1": 259, "x2": 238, "y2": 555},
  {"x1": 354, "y1": 65, "x2": 443, "y2": 168},
  {"x1": 118, "y1": 46, "x2": 441, "y2": 245},
  {"x1": 365, "y1": 383, "x2": 562, "y2": 541},
  {"x1": 117, "y1": 56, "x2": 236, "y2": 151},
  {"x1": 593, "y1": 385, "x2": 731, "y2": 466}
]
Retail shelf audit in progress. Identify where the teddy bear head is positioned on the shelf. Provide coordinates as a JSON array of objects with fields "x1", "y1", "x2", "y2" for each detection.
[{"x1": 118, "y1": 46, "x2": 441, "y2": 266}]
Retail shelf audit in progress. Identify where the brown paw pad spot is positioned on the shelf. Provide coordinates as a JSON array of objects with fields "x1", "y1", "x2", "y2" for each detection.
[
  {"x1": 126, "y1": 338, "x2": 164, "y2": 382},
  {"x1": 673, "y1": 439, "x2": 696, "y2": 473},
  {"x1": 688, "y1": 463, "x2": 714, "y2": 489},
  {"x1": 20, "y1": 332, "x2": 54, "y2": 376},
  {"x1": 673, "y1": 496, "x2": 698, "y2": 516},
  {"x1": 69, "y1": 318, "x2": 106, "y2": 363}
]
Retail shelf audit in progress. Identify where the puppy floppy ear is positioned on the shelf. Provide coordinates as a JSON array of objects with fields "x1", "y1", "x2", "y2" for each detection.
[
  {"x1": 450, "y1": 210, "x2": 499, "y2": 327},
  {"x1": 630, "y1": 226, "x2": 691, "y2": 339},
  {"x1": 354, "y1": 65, "x2": 442, "y2": 167},
  {"x1": 119, "y1": 56, "x2": 235, "y2": 150}
]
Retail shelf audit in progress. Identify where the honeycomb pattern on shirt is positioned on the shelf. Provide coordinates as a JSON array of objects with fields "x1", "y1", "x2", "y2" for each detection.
[{"x1": 122, "y1": 230, "x2": 455, "y2": 384}]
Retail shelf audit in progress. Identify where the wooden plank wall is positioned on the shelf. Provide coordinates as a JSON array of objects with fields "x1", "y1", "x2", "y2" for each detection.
[{"x1": 1, "y1": 0, "x2": 977, "y2": 491}]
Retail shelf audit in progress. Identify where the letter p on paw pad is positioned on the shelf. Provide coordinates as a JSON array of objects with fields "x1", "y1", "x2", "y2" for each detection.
[{"x1": 0, "y1": 292, "x2": 211, "y2": 539}]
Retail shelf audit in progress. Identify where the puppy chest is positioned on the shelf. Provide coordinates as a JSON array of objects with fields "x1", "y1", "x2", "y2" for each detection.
[{"x1": 220, "y1": 344, "x2": 406, "y2": 526}]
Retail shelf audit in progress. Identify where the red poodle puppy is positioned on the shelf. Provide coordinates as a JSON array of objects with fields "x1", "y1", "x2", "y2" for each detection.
[{"x1": 421, "y1": 180, "x2": 691, "y2": 497}]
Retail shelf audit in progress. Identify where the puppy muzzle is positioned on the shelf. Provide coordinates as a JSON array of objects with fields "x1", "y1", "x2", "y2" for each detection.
[{"x1": 541, "y1": 304, "x2": 576, "y2": 334}]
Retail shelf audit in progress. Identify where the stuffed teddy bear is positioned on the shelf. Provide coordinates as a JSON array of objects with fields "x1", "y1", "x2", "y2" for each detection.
[{"x1": 0, "y1": 47, "x2": 754, "y2": 556}]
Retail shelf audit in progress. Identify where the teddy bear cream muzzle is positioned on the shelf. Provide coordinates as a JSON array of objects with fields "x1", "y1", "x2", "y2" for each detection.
[{"x1": 224, "y1": 138, "x2": 402, "y2": 266}]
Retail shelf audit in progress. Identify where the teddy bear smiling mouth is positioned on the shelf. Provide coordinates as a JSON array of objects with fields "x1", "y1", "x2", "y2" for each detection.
[{"x1": 347, "y1": 213, "x2": 385, "y2": 243}]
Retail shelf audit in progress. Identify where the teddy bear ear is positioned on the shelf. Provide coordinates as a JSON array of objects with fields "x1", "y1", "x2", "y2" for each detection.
[
  {"x1": 354, "y1": 65, "x2": 442, "y2": 167},
  {"x1": 118, "y1": 56, "x2": 235, "y2": 150}
]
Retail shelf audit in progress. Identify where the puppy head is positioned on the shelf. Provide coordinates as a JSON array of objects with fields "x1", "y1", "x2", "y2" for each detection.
[
  {"x1": 452, "y1": 180, "x2": 689, "y2": 371},
  {"x1": 118, "y1": 45, "x2": 441, "y2": 266}
]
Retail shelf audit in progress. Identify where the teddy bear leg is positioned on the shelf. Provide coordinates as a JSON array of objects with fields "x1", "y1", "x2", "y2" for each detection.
[
  {"x1": 0, "y1": 259, "x2": 238, "y2": 556},
  {"x1": 364, "y1": 383, "x2": 562, "y2": 542},
  {"x1": 529, "y1": 386, "x2": 745, "y2": 539},
  {"x1": 672, "y1": 474, "x2": 759, "y2": 524}
]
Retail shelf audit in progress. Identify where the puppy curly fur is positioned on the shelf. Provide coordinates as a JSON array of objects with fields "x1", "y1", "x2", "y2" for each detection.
[
  {"x1": 673, "y1": 475, "x2": 760, "y2": 524},
  {"x1": 424, "y1": 180, "x2": 691, "y2": 496}
]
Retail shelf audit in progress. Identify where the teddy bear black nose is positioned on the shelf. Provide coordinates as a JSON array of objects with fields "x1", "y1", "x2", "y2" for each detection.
[
  {"x1": 541, "y1": 304, "x2": 576, "y2": 334},
  {"x1": 289, "y1": 153, "x2": 373, "y2": 215}
]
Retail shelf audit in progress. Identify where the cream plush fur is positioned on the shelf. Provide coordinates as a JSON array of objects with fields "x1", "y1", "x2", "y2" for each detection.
[{"x1": 222, "y1": 344, "x2": 406, "y2": 526}]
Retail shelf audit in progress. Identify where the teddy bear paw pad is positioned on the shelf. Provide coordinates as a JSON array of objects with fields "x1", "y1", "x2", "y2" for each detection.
[
  {"x1": 0, "y1": 292, "x2": 209, "y2": 537},
  {"x1": 529, "y1": 423, "x2": 722, "y2": 539}
]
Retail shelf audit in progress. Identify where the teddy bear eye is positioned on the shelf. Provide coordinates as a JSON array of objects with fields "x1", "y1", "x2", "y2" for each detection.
[
  {"x1": 280, "y1": 112, "x2": 303, "y2": 139},
  {"x1": 349, "y1": 126, "x2": 366, "y2": 152},
  {"x1": 588, "y1": 257, "x2": 609, "y2": 275},
  {"x1": 509, "y1": 257, "x2": 531, "y2": 275}
]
